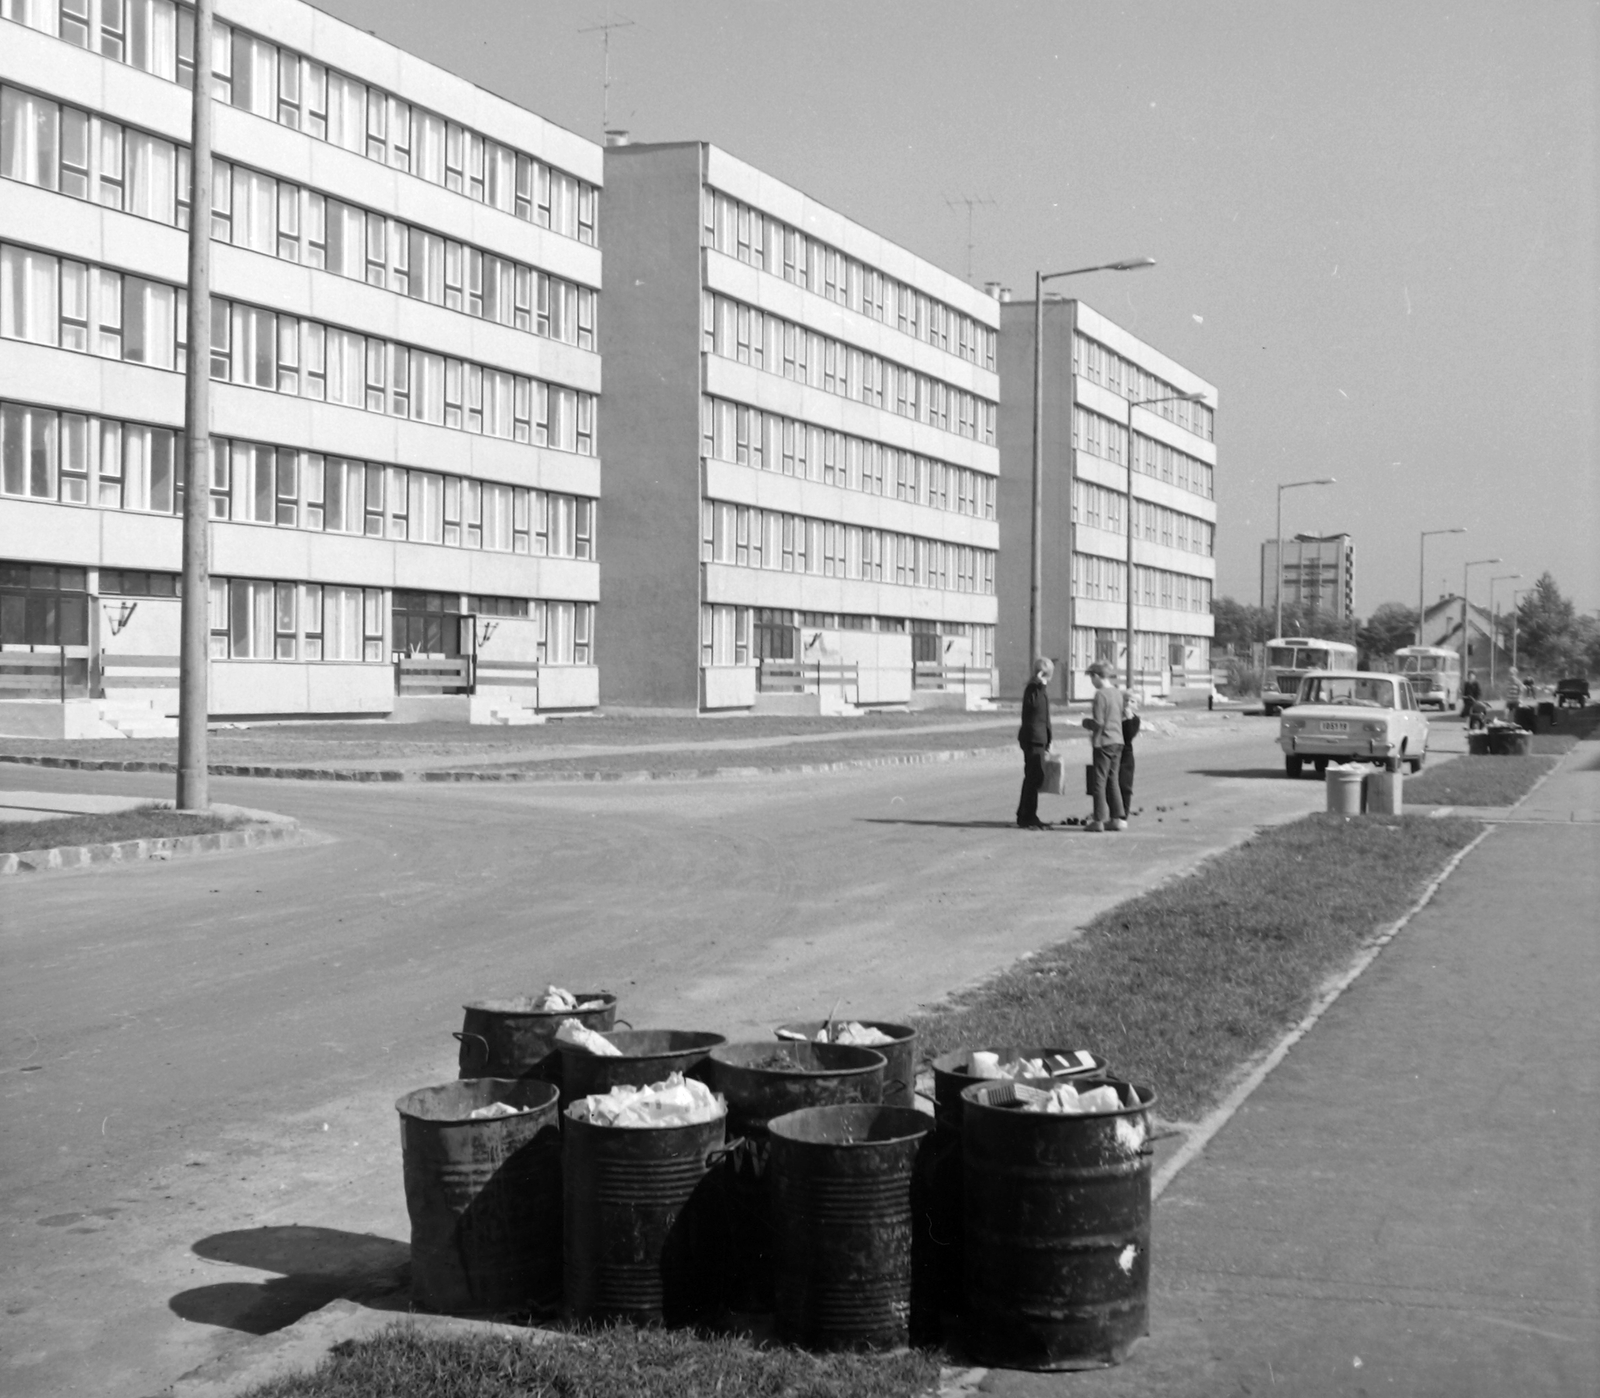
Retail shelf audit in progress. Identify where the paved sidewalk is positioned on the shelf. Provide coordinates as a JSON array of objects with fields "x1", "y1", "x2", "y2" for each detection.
[{"x1": 984, "y1": 738, "x2": 1600, "y2": 1395}]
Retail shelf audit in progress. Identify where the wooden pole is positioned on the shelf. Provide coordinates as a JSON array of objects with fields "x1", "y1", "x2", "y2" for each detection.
[{"x1": 177, "y1": 0, "x2": 214, "y2": 810}]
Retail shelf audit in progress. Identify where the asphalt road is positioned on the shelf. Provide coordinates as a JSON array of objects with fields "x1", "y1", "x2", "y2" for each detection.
[{"x1": 1, "y1": 718, "x2": 1323, "y2": 1397}]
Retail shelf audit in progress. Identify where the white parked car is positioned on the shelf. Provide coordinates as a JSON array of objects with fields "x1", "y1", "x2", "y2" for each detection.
[{"x1": 1278, "y1": 671, "x2": 1430, "y2": 777}]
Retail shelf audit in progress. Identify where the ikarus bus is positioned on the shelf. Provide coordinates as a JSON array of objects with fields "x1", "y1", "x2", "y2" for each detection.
[
  {"x1": 1392, "y1": 646, "x2": 1462, "y2": 710},
  {"x1": 1260, "y1": 637, "x2": 1358, "y2": 713}
]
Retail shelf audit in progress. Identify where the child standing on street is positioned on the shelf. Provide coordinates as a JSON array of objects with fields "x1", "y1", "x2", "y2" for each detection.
[
  {"x1": 1081, "y1": 663, "x2": 1127, "y2": 832},
  {"x1": 1118, "y1": 693, "x2": 1141, "y2": 817}
]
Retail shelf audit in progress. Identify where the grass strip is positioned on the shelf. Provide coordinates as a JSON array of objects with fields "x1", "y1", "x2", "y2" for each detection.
[
  {"x1": 913, "y1": 812, "x2": 1484, "y2": 1121},
  {"x1": 0, "y1": 805, "x2": 244, "y2": 854},
  {"x1": 242, "y1": 1323, "x2": 941, "y2": 1398},
  {"x1": 1404, "y1": 755, "x2": 1556, "y2": 807}
]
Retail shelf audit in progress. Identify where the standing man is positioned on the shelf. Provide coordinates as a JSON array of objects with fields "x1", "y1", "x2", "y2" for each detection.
[
  {"x1": 1016, "y1": 657, "x2": 1053, "y2": 830},
  {"x1": 1082, "y1": 662, "x2": 1127, "y2": 832},
  {"x1": 1461, "y1": 670, "x2": 1482, "y2": 715}
]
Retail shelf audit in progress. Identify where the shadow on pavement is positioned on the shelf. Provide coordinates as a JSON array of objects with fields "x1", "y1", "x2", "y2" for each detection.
[
  {"x1": 169, "y1": 1225, "x2": 409, "y2": 1335},
  {"x1": 1186, "y1": 767, "x2": 1300, "y2": 780},
  {"x1": 858, "y1": 818, "x2": 1022, "y2": 830}
]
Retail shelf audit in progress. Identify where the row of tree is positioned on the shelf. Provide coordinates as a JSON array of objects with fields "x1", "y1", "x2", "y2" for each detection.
[{"x1": 1212, "y1": 572, "x2": 1598, "y2": 677}]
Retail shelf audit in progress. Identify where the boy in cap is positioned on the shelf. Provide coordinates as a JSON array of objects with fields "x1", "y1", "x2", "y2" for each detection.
[{"x1": 1081, "y1": 662, "x2": 1127, "y2": 832}]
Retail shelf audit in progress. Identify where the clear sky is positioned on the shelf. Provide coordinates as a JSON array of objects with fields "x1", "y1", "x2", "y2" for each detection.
[{"x1": 314, "y1": 0, "x2": 1598, "y2": 617}]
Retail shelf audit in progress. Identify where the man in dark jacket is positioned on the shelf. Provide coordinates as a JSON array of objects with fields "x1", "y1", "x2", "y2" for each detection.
[{"x1": 1016, "y1": 657, "x2": 1053, "y2": 829}]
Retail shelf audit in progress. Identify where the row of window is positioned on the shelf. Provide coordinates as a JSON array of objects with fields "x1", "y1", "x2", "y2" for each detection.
[
  {"x1": 1072, "y1": 479, "x2": 1215, "y2": 558},
  {"x1": 0, "y1": 88, "x2": 600, "y2": 350},
  {"x1": 1073, "y1": 405, "x2": 1215, "y2": 501},
  {"x1": 702, "y1": 187, "x2": 996, "y2": 371},
  {"x1": 1071, "y1": 554, "x2": 1214, "y2": 614},
  {"x1": 1068, "y1": 627, "x2": 1212, "y2": 675},
  {"x1": 0, "y1": 399, "x2": 598, "y2": 558},
  {"x1": 701, "y1": 605, "x2": 996, "y2": 670},
  {"x1": 1, "y1": 0, "x2": 600, "y2": 244},
  {"x1": 1074, "y1": 333, "x2": 1215, "y2": 443},
  {"x1": 212, "y1": 157, "x2": 597, "y2": 346},
  {"x1": 1, "y1": 84, "x2": 192, "y2": 226},
  {"x1": 703, "y1": 292, "x2": 996, "y2": 445},
  {"x1": 701, "y1": 396, "x2": 996, "y2": 521},
  {"x1": 0, "y1": 244, "x2": 598, "y2": 452},
  {"x1": 701, "y1": 499, "x2": 996, "y2": 595}
]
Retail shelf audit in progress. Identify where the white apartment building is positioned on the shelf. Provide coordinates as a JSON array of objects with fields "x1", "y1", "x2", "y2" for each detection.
[
  {"x1": 0, "y1": 0, "x2": 601, "y2": 733},
  {"x1": 997, "y1": 298, "x2": 1217, "y2": 701},
  {"x1": 599, "y1": 140, "x2": 1001, "y2": 712},
  {"x1": 1261, "y1": 532, "x2": 1355, "y2": 623}
]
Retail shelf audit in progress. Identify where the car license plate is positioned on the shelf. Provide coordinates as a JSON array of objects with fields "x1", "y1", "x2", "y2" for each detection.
[{"x1": 1320, "y1": 721, "x2": 1349, "y2": 732}]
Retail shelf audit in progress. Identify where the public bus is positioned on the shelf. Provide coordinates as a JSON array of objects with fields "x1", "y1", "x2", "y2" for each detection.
[
  {"x1": 1260, "y1": 636, "x2": 1359, "y2": 713},
  {"x1": 1391, "y1": 645, "x2": 1462, "y2": 711}
]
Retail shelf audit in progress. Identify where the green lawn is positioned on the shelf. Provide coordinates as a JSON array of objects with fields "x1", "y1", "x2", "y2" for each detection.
[
  {"x1": 1405, "y1": 755, "x2": 1556, "y2": 807},
  {"x1": 0, "y1": 805, "x2": 245, "y2": 854}
]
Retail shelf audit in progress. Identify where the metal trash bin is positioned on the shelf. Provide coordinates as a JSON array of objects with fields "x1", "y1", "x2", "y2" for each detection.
[
  {"x1": 1467, "y1": 732, "x2": 1492, "y2": 756},
  {"x1": 1487, "y1": 727, "x2": 1532, "y2": 756},
  {"x1": 1325, "y1": 765, "x2": 1365, "y2": 815},
  {"x1": 768, "y1": 1104, "x2": 933, "y2": 1351},
  {"x1": 1364, "y1": 769, "x2": 1403, "y2": 816},
  {"x1": 455, "y1": 993, "x2": 617, "y2": 1084},
  {"x1": 562, "y1": 1099, "x2": 725, "y2": 1326},
  {"x1": 395, "y1": 1078, "x2": 562, "y2": 1316},
  {"x1": 962, "y1": 1077, "x2": 1156, "y2": 1370},
  {"x1": 556, "y1": 1028, "x2": 726, "y2": 1108},
  {"x1": 775, "y1": 1020, "x2": 917, "y2": 1107}
]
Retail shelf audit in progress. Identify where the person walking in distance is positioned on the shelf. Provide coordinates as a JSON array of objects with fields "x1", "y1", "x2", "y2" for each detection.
[
  {"x1": 1016, "y1": 657, "x2": 1053, "y2": 830},
  {"x1": 1117, "y1": 691, "x2": 1141, "y2": 818},
  {"x1": 1081, "y1": 662, "x2": 1127, "y2": 832}
]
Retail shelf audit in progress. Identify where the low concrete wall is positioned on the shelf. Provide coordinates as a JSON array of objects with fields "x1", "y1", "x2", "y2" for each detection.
[{"x1": 702, "y1": 666, "x2": 757, "y2": 711}]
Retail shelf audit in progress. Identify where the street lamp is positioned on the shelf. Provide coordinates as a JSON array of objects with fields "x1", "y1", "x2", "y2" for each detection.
[
  {"x1": 1460, "y1": 558, "x2": 1501, "y2": 673},
  {"x1": 1124, "y1": 392, "x2": 1209, "y2": 693},
  {"x1": 1510, "y1": 587, "x2": 1529, "y2": 673},
  {"x1": 1417, "y1": 527, "x2": 1466, "y2": 646},
  {"x1": 1274, "y1": 478, "x2": 1336, "y2": 641},
  {"x1": 1487, "y1": 573, "x2": 1520, "y2": 689},
  {"x1": 1029, "y1": 256, "x2": 1155, "y2": 691}
]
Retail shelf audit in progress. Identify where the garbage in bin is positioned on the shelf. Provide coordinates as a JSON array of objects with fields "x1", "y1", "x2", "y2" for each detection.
[
  {"x1": 577, "y1": 1072, "x2": 725, "y2": 1128},
  {"x1": 556, "y1": 1028, "x2": 726, "y2": 1108},
  {"x1": 775, "y1": 1019, "x2": 916, "y2": 1107},
  {"x1": 554, "y1": 1018, "x2": 621, "y2": 1056}
]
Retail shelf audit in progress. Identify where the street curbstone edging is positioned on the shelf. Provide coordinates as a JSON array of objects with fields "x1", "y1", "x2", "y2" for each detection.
[{"x1": 1, "y1": 811, "x2": 304, "y2": 876}]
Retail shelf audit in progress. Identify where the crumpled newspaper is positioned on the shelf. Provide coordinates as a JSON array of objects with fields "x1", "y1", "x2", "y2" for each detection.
[
  {"x1": 536, "y1": 985, "x2": 610, "y2": 1012},
  {"x1": 466, "y1": 1100, "x2": 523, "y2": 1120},
  {"x1": 555, "y1": 1019, "x2": 621, "y2": 1055},
  {"x1": 820, "y1": 1021, "x2": 895, "y2": 1047},
  {"x1": 969, "y1": 1050, "x2": 1097, "y2": 1080},
  {"x1": 580, "y1": 1072, "x2": 725, "y2": 1129},
  {"x1": 1013, "y1": 1081, "x2": 1134, "y2": 1115}
]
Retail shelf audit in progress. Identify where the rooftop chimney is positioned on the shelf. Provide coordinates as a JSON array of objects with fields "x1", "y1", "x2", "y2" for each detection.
[
  {"x1": 983, "y1": 281, "x2": 1003, "y2": 299},
  {"x1": 998, "y1": 286, "x2": 1012, "y2": 302},
  {"x1": 604, "y1": 129, "x2": 630, "y2": 147}
]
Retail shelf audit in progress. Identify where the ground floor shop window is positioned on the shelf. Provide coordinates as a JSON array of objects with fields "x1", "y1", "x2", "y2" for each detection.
[
  {"x1": 392, "y1": 588, "x2": 460, "y2": 658},
  {"x1": 0, "y1": 561, "x2": 87, "y2": 645}
]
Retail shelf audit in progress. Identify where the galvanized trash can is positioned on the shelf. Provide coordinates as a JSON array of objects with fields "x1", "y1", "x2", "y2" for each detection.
[
  {"x1": 775, "y1": 1020, "x2": 917, "y2": 1107},
  {"x1": 455, "y1": 992, "x2": 617, "y2": 1084},
  {"x1": 1325, "y1": 765, "x2": 1364, "y2": 815},
  {"x1": 925, "y1": 1048, "x2": 1108, "y2": 1319},
  {"x1": 962, "y1": 1077, "x2": 1156, "y2": 1370},
  {"x1": 1364, "y1": 768, "x2": 1403, "y2": 816},
  {"x1": 1488, "y1": 727, "x2": 1532, "y2": 756},
  {"x1": 768, "y1": 1105, "x2": 933, "y2": 1350},
  {"x1": 556, "y1": 1028, "x2": 726, "y2": 1108},
  {"x1": 395, "y1": 1077, "x2": 562, "y2": 1316},
  {"x1": 707, "y1": 1042, "x2": 889, "y2": 1313},
  {"x1": 562, "y1": 1099, "x2": 725, "y2": 1326}
]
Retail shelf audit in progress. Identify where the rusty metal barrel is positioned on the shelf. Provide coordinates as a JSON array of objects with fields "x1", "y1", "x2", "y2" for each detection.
[
  {"x1": 395, "y1": 1077, "x2": 562, "y2": 1316},
  {"x1": 562, "y1": 1101, "x2": 726, "y2": 1326},
  {"x1": 926, "y1": 1047, "x2": 1108, "y2": 1317},
  {"x1": 768, "y1": 1105, "x2": 934, "y2": 1350},
  {"x1": 961, "y1": 1077, "x2": 1156, "y2": 1370},
  {"x1": 455, "y1": 992, "x2": 617, "y2": 1084},
  {"x1": 707, "y1": 1042, "x2": 889, "y2": 1313},
  {"x1": 556, "y1": 1029, "x2": 726, "y2": 1108},
  {"x1": 775, "y1": 1020, "x2": 917, "y2": 1107}
]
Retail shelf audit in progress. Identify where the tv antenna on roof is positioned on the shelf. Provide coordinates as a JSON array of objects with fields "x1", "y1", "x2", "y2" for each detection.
[
  {"x1": 578, "y1": 15, "x2": 636, "y2": 133},
  {"x1": 944, "y1": 194, "x2": 997, "y2": 282}
]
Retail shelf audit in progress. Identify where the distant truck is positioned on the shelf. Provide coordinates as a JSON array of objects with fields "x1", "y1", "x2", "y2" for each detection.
[{"x1": 1556, "y1": 677, "x2": 1591, "y2": 708}]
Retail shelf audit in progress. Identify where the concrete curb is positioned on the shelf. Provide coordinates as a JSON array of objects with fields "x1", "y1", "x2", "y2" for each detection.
[
  {"x1": 1, "y1": 803, "x2": 303, "y2": 875},
  {"x1": 0, "y1": 744, "x2": 1012, "y2": 785}
]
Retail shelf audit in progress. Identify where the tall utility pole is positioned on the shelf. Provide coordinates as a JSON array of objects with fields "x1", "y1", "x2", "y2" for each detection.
[
  {"x1": 176, "y1": 0, "x2": 214, "y2": 811},
  {"x1": 944, "y1": 195, "x2": 996, "y2": 282},
  {"x1": 578, "y1": 16, "x2": 635, "y2": 133}
]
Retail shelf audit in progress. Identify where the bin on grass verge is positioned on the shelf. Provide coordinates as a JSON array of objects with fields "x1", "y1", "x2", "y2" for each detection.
[
  {"x1": 396, "y1": 1077, "x2": 562, "y2": 1317},
  {"x1": 925, "y1": 1047, "x2": 1109, "y2": 1319},
  {"x1": 1488, "y1": 727, "x2": 1533, "y2": 756},
  {"x1": 707, "y1": 1042, "x2": 889, "y2": 1314},
  {"x1": 556, "y1": 1028, "x2": 726, "y2": 1108},
  {"x1": 1467, "y1": 732, "x2": 1492, "y2": 756},
  {"x1": 1364, "y1": 768, "x2": 1403, "y2": 816},
  {"x1": 775, "y1": 1020, "x2": 917, "y2": 1107},
  {"x1": 962, "y1": 1077, "x2": 1156, "y2": 1370},
  {"x1": 455, "y1": 993, "x2": 617, "y2": 1084},
  {"x1": 1325, "y1": 765, "x2": 1364, "y2": 815},
  {"x1": 562, "y1": 1100, "x2": 725, "y2": 1326},
  {"x1": 768, "y1": 1104, "x2": 934, "y2": 1351}
]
